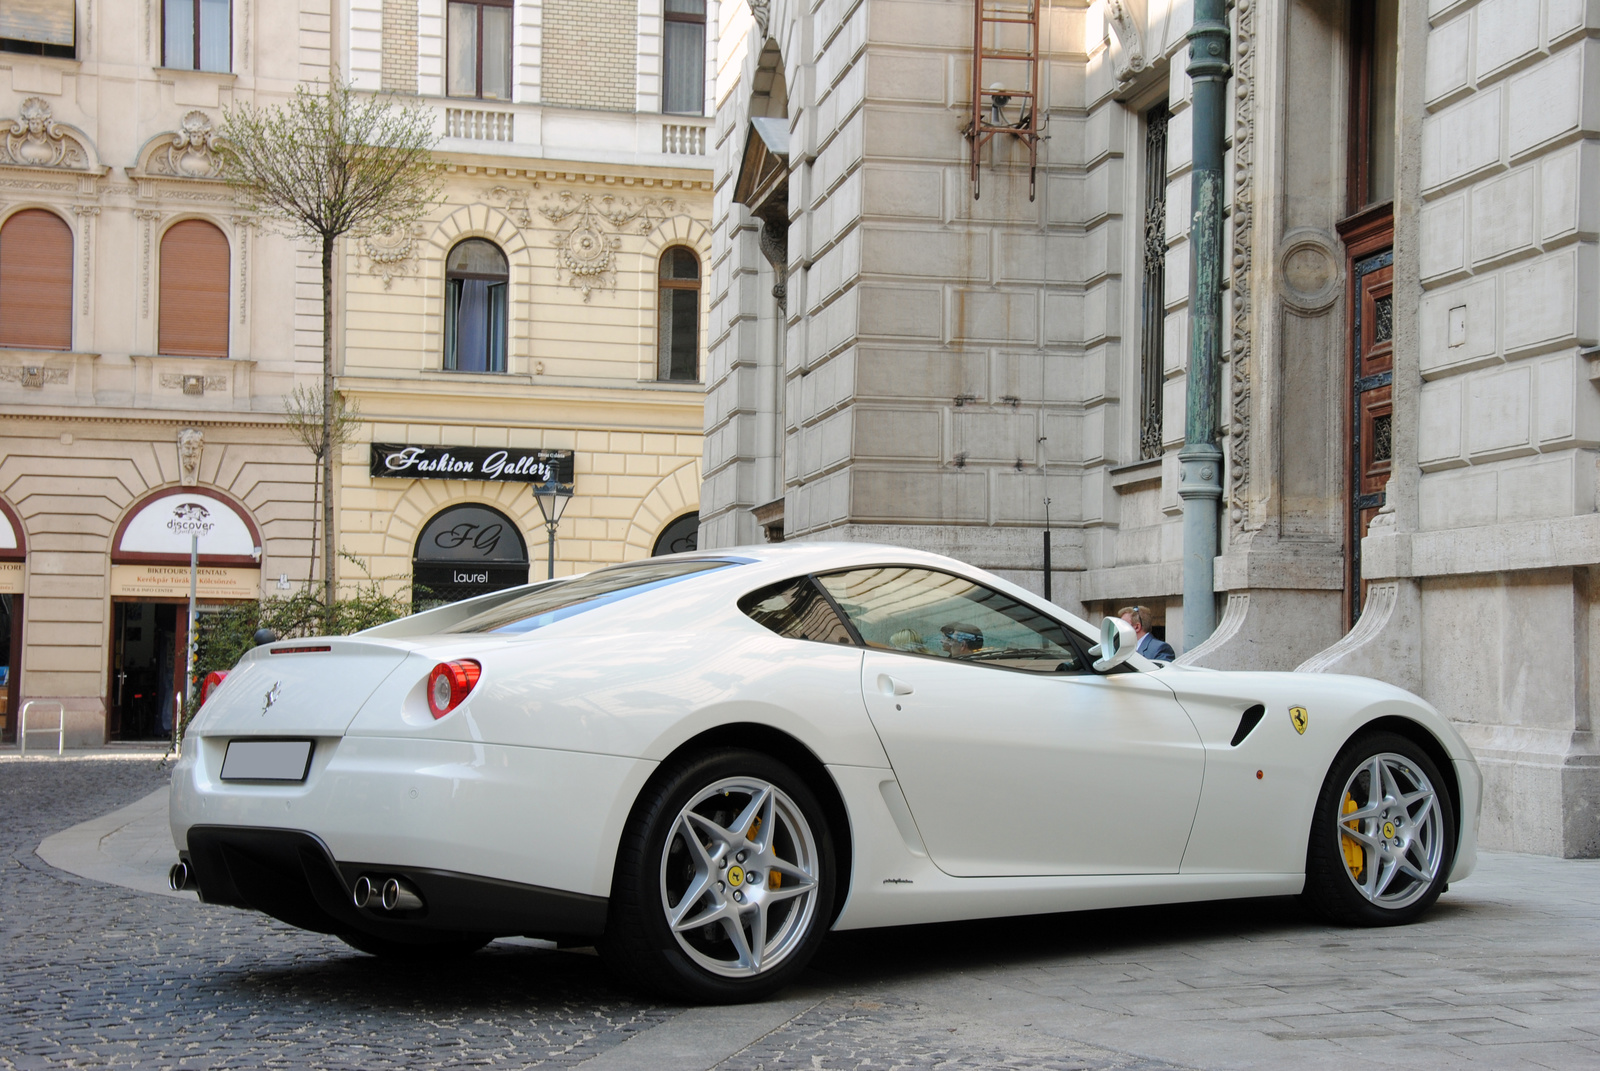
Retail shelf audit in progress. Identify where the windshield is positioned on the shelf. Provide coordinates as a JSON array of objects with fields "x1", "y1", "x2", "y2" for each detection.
[{"x1": 440, "y1": 559, "x2": 739, "y2": 634}]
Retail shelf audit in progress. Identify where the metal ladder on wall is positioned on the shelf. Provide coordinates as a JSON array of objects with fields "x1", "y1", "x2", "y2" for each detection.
[{"x1": 965, "y1": 0, "x2": 1044, "y2": 200}]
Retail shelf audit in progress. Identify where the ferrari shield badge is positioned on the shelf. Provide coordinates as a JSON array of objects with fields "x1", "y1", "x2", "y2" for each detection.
[{"x1": 1289, "y1": 705, "x2": 1309, "y2": 735}]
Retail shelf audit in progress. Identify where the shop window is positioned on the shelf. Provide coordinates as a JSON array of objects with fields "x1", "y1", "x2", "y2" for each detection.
[
  {"x1": 164, "y1": 0, "x2": 231, "y2": 72},
  {"x1": 158, "y1": 220, "x2": 230, "y2": 358},
  {"x1": 663, "y1": 0, "x2": 706, "y2": 115},
  {"x1": 0, "y1": 210, "x2": 72, "y2": 351},
  {"x1": 657, "y1": 246, "x2": 700, "y2": 381},
  {"x1": 444, "y1": 239, "x2": 508, "y2": 373},
  {"x1": 447, "y1": 0, "x2": 512, "y2": 100},
  {"x1": 0, "y1": 0, "x2": 75, "y2": 57},
  {"x1": 413, "y1": 503, "x2": 528, "y2": 608}
]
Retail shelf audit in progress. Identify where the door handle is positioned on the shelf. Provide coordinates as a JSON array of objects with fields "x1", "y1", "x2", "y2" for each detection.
[{"x1": 877, "y1": 674, "x2": 914, "y2": 696}]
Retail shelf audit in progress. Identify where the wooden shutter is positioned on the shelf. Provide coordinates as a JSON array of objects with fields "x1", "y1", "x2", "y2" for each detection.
[
  {"x1": 158, "y1": 220, "x2": 230, "y2": 358},
  {"x1": 0, "y1": 209, "x2": 73, "y2": 351}
]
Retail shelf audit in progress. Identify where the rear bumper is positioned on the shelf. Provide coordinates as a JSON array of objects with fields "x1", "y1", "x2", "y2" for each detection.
[{"x1": 184, "y1": 825, "x2": 606, "y2": 941}]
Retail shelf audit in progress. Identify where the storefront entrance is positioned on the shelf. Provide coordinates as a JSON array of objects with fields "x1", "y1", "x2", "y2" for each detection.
[
  {"x1": 0, "y1": 498, "x2": 25, "y2": 744},
  {"x1": 109, "y1": 602, "x2": 185, "y2": 741},
  {"x1": 413, "y1": 504, "x2": 530, "y2": 608}
]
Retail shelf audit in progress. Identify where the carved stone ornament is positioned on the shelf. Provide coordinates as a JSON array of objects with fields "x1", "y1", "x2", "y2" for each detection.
[
  {"x1": 539, "y1": 191, "x2": 674, "y2": 301},
  {"x1": 487, "y1": 184, "x2": 533, "y2": 228},
  {"x1": 361, "y1": 226, "x2": 422, "y2": 289},
  {"x1": 1107, "y1": 0, "x2": 1147, "y2": 83},
  {"x1": 161, "y1": 373, "x2": 228, "y2": 395},
  {"x1": 1, "y1": 98, "x2": 90, "y2": 170},
  {"x1": 147, "y1": 111, "x2": 224, "y2": 179},
  {"x1": 177, "y1": 427, "x2": 204, "y2": 486},
  {"x1": 749, "y1": 0, "x2": 771, "y2": 37},
  {"x1": 0, "y1": 365, "x2": 69, "y2": 388},
  {"x1": 1229, "y1": 0, "x2": 1258, "y2": 534}
]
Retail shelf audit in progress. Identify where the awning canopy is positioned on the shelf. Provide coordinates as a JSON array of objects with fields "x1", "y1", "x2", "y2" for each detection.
[
  {"x1": 0, "y1": 0, "x2": 76, "y2": 47},
  {"x1": 732, "y1": 117, "x2": 790, "y2": 222}
]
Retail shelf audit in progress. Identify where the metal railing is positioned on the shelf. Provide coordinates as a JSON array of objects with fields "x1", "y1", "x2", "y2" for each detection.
[{"x1": 19, "y1": 699, "x2": 64, "y2": 756}]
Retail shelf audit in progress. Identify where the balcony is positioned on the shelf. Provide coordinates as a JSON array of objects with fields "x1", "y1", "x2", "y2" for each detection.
[{"x1": 417, "y1": 98, "x2": 712, "y2": 172}]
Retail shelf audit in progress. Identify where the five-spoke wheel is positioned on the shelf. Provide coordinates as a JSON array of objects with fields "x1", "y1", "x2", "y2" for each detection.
[
  {"x1": 602, "y1": 749, "x2": 835, "y2": 1002},
  {"x1": 1304, "y1": 731, "x2": 1455, "y2": 925}
]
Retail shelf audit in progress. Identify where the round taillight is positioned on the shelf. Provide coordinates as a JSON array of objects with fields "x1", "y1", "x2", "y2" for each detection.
[
  {"x1": 200, "y1": 670, "x2": 228, "y2": 704},
  {"x1": 426, "y1": 660, "x2": 481, "y2": 719}
]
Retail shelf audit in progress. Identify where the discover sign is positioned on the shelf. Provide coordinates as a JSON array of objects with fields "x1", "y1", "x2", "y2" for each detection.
[{"x1": 370, "y1": 444, "x2": 575, "y2": 488}]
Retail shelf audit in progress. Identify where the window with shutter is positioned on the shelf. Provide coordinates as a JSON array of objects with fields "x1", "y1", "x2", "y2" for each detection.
[
  {"x1": 0, "y1": 209, "x2": 73, "y2": 351},
  {"x1": 159, "y1": 220, "x2": 230, "y2": 358}
]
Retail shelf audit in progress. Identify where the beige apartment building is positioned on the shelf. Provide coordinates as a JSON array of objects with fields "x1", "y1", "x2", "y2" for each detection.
[{"x1": 0, "y1": 0, "x2": 714, "y2": 745}]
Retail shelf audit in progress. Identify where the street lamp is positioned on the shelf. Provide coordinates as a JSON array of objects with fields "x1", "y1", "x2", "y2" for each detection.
[{"x1": 533, "y1": 482, "x2": 572, "y2": 580}]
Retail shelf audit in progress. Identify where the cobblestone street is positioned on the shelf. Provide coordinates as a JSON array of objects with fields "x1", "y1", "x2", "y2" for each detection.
[{"x1": 5, "y1": 754, "x2": 1599, "y2": 1070}]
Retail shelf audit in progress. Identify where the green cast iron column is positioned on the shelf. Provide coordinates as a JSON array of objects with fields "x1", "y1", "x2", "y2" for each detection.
[{"x1": 1178, "y1": 0, "x2": 1231, "y2": 652}]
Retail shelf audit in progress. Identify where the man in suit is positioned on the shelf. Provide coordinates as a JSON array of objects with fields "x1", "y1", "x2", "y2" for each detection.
[{"x1": 1118, "y1": 605, "x2": 1176, "y2": 662}]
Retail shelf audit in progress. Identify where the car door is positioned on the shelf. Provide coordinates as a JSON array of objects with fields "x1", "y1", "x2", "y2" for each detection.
[{"x1": 817, "y1": 567, "x2": 1206, "y2": 878}]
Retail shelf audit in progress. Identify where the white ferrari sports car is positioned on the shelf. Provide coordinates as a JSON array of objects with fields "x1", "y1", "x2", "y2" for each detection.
[{"x1": 170, "y1": 542, "x2": 1480, "y2": 1002}]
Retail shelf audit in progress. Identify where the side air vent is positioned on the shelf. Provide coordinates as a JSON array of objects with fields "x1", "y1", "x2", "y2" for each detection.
[{"x1": 1230, "y1": 704, "x2": 1267, "y2": 747}]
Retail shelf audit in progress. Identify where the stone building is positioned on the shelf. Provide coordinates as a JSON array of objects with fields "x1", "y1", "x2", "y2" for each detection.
[
  {"x1": 704, "y1": 0, "x2": 1599, "y2": 856},
  {"x1": 334, "y1": 0, "x2": 715, "y2": 604},
  {"x1": 0, "y1": 0, "x2": 714, "y2": 745}
]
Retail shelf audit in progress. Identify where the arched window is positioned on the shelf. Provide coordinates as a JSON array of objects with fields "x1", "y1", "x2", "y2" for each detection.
[
  {"x1": 413, "y1": 503, "x2": 528, "y2": 607},
  {"x1": 0, "y1": 210, "x2": 73, "y2": 351},
  {"x1": 657, "y1": 246, "x2": 700, "y2": 382},
  {"x1": 158, "y1": 219, "x2": 230, "y2": 358},
  {"x1": 445, "y1": 239, "x2": 508, "y2": 373}
]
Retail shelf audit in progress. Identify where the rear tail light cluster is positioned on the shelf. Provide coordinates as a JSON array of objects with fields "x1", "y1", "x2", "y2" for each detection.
[
  {"x1": 200, "y1": 670, "x2": 228, "y2": 704},
  {"x1": 427, "y1": 660, "x2": 482, "y2": 719}
]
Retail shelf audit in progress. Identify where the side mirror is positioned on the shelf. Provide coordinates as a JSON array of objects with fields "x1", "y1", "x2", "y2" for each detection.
[{"x1": 1089, "y1": 616, "x2": 1138, "y2": 672}]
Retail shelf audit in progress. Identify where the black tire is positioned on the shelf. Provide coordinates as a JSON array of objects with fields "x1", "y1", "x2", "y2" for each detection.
[
  {"x1": 1304, "y1": 730, "x2": 1456, "y2": 926},
  {"x1": 338, "y1": 931, "x2": 492, "y2": 960},
  {"x1": 600, "y1": 748, "x2": 836, "y2": 1003}
]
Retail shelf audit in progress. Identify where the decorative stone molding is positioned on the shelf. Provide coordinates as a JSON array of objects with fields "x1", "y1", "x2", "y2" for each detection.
[
  {"x1": 177, "y1": 427, "x2": 204, "y2": 485},
  {"x1": 161, "y1": 373, "x2": 228, "y2": 396},
  {"x1": 0, "y1": 365, "x2": 69, "y2": 388},
  {"x1": 71, "y1": 205, "x2": 99, "y2": 316},
  {"x1": 1, "y1": 98, "x2": 92, "y2": 171},
  {"x1": 139, "y1": 111, "x2": 225, "y2": 179},
  {"x1": 539, "y1": 191, "x2": 674, "y2": 301},
  {"x1": 231, "y1": 215, "x2": 252, "y2": 322},
  {"x1": 361, "y1": 225, "x2": 422, "y2": 289},
  {"x1": 1107, "y1": 0, "x2": 1148, "y2": 83},
  {"x1": 135, "y1": 209, "x2": 161, "y2": 317},
  {"x1": 1278, "y1": 228, "x2": 1341, "y2": 314},
  {"x1": 1296, "y1": 579, "x2": 1422, "y2": 697},
  {"x1": 749, "y1": 0, "x2": 770, "y2": 37},
  {"x1": 1229, "y1": 0, "x2": 1258, "y2": 534},
  {"x1": 487, "y1": 185, "x2": 533, "y2": 228}
]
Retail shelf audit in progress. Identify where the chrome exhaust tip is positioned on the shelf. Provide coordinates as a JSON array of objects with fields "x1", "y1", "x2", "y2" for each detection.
[
  {"x1": 380, "y1": 877, "x2": 423, "y2": 912},
  {"x1": 168, "y1": 861, "x2": 193, "y2": 892},
  {"x1": 352, "y1": 875, "x2": 376, "y2": 910}
]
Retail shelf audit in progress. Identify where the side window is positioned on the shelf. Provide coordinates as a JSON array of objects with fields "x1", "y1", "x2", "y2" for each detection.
[
  {"x1": 816, "y1": 567, "x2": 1086, "y2": 674},
  {"x1": 739, "y1": 577, "x2": 855, "y2": 646}
]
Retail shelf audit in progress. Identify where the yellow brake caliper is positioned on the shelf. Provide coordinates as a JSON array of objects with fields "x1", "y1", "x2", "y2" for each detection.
[
  {"x1": 1341, "y1": 794, "x2": 1365, "y2": 880},
  {"x1": 747, "y1": 814, "x2": 782, "y2": 889}
]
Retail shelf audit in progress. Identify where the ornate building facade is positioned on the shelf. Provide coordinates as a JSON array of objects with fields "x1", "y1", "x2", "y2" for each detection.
[
  {"x1": 0, "y1": 0, "x2": 713, "y2": 745},
  {"x1": 705, "y1": 0, "x2": 1600, "y2": 856}
]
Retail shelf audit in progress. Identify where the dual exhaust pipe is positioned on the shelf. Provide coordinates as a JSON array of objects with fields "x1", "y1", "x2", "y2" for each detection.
[
  {"x1": 351, "y1": 874, "x2": 424, "y2": 913},
  {"x1": 168, "y1": 859, "x2": 424, "y2": 915}
]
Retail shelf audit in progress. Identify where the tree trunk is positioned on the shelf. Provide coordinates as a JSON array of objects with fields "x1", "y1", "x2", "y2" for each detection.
[{"x1": 321, "y1": 233, "x2": 337, "y2": 623}]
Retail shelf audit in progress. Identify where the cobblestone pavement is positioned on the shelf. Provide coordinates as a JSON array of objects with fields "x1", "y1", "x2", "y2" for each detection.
[{"x1": 7, "y1": 756, "x2": 1600, "y2": 1070}]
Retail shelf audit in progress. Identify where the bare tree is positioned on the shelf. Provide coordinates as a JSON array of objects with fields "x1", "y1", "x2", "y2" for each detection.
[{"x1": 220, "y1": 75, "x2": 439, "y2": 614}]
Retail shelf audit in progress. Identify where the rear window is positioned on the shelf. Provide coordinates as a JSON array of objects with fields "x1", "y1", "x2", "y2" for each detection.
[{"x1": 441, "y1": 559, "x2": 738, "y2": 634}]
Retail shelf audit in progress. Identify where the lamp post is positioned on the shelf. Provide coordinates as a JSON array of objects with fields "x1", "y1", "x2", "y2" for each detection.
[{"x1": 533, "y1": 483, "x2": 572, "y2": 580}]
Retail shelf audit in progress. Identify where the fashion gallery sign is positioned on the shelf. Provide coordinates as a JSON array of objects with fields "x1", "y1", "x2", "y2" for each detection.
[{"x1": 370, "y1": 444, "x2": 575, "y2": 488}]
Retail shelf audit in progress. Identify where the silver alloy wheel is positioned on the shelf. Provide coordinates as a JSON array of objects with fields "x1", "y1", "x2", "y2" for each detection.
[
  {"x1": 1335, "y1": 751, "x2": 1445, "y2": 909},
  {"x1": 658, "y1": 776, "x2": 820, "y2": 978}
]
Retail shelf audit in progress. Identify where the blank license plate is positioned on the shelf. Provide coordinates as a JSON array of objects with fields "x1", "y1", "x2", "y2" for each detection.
[{"x1": 221, "y1": 740, "x2": 314, "y2": 782}]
